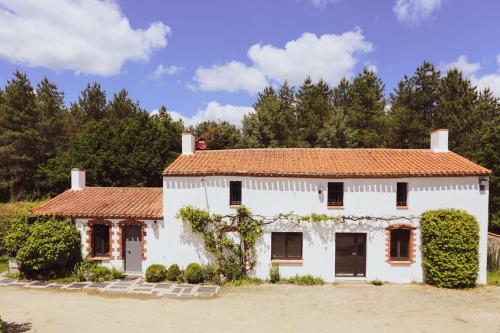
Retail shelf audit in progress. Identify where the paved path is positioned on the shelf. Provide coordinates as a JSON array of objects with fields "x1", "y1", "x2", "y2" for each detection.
[{"x1": 0, "y1": 275, "x2": 219, "y2": 298}]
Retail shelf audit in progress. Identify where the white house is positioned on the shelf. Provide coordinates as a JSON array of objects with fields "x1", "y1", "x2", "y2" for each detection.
[{"x1": 34, "y1": 129, "x2": 491, "y2": 283}]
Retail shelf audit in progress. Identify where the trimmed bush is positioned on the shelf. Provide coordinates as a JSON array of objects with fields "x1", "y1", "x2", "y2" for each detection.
[
  {"x1": 421, "y1": 209, "x2": 479, "y2": 288},
  {"x1": 166, "y1": 264, "x2": 182, "y2": 281},
  {"x1": 12, "y1": 218, "x2": 81, "y2": 278},
  {"x1": 269, "y1": 264, "x2": 280, "y2": 283},
  {"x1": 145, "y1": 264, "x2": 167, "y2": 283},
  {"x1": 90, "y1": 266, "x2": 113, "y2": 282},
  {"x1": 185, "y1": 263, "x2": 203, "y2": 284}
]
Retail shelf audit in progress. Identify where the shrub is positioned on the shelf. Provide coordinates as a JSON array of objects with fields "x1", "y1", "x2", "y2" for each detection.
[
  {"x1": 370, "y1": 279, "x2": 383, "y2": 286},
  {"x1": 73, "y1": 258, "x2": 98, "y2": 282},
  {"x1": 14, "y1": 218, "x2": 81, "y2": 278},
  {"x1": 89, "y1": 266, "x2": 113, "y2": 282},
  {"x1": 421, "y1": 209, "x2": 479, "y2": 288},
  {"x1": 165, "y1": 264, "x2": 182, "y2": 281},
  {"x1": 201, "y1": 264, "x2": 218, "y2": 284},
  {"x1": 3, "y1": 214, "x2": 30, "y2": 257},
  {"x1": 269, "y1": 264, "x2": 280, "y2": 283},
  {"x1": 227, "y1": 277, "x2": 263, "y2": 286},
  {"x1": 221, "y1": 255, "x2": 244, "y2": 282},
  {"x1": 145, "y1": 264, "x2": 167, "y2": 283},
  {"x1": 185, "y1": 263, "x2": 203, "y2": 284},
  {"x1": 111, "y1": 267, "x2": 125, "y2": 280},
  {"x1": 284, "y1": 274, "x2": 324, "y2": 285}
]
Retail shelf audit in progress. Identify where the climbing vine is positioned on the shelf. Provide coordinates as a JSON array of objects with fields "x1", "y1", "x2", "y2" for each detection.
[{"x1": 177, "y1": 205, "x2": 417, "y2": 278}]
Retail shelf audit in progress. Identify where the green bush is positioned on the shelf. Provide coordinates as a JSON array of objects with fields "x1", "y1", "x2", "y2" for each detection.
[
  {"x1": 73, "y1": 258, "x2": 98, "y2": 282},
  {"x1": 165, "y1": 264, "x2": 182, "y2": 281},
  {"x1": 111, "y1": 267, "x2": 125, "y2": 280},
  {"x1": 12, "y1": 218, "x2": 81, "y2": 278},
  {"x1": 145, "y1": 264, "x2": 167, "y2": 283},
  {"x1": 201, "y1": 264, "x2": 218, "y2": 284},
  {"x1": 89, "y1": 266, "x2": 113, "y2": 282},
  {"x1": 185, "y1": 263, "x2": 203, "y2": 284},
  {"x1": 370, "y1": 279, "x2": 383, "y2": 286},
  {"x1": 421, "y1": 209, "x2": 480, "y2": 288},
  {"x1": 284, "y1": 274, "x2": 324, "y2": 285},
  {"x1": 269, "y1": 264, "x2": 280, "y2": 283},
  {"x1": 221, "y1": 255, "x2": 243, "y2": 282}
]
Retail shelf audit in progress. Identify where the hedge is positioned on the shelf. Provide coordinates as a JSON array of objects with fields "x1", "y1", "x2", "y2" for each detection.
[{"x1": 420, "y1": 209, "x2": 479, "y2": 288}]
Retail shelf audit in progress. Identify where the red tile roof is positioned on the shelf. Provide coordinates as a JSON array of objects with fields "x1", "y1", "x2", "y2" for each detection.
[
  {"x1": 163, "y1": 148, "x2": 490, "y2": 178},
  {"x1": 33, "y1": 187, "x2": 162, "y2": 219}
]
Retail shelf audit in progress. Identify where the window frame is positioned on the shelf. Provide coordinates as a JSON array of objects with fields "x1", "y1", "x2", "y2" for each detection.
[
  {"x1": 229, "y1": 181, "x2": 242, "y2": 206},
  {"x1": 389, "y1": 229, "x2": 411, "y2": 261},
  {"x1": 271, "y1": 232, "x2": 303, "y2": 261},
  {"x1": 396, "y1": 182, "x2": 408, "y2": 207},
  {"x1": 92, "y1": 224, "x2": 110, "y2": 258},
  {"x1": 327, "y1": 182, "x2": 344, "y2": 207}
]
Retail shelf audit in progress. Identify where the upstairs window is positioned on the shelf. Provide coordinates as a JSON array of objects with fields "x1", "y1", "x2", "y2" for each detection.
[
  {"x1": 229, "y1": 181, "x2": 242, "y2": 206},
  {"x1": 396, "y1": 182, "x2": 408, "y2": 207},
  {"x1": 271, "y1": 232, "x2": 303, "y2": 260},
  {"x1": 328, "y1": 182, "x2": 344, "y2": 207},
  {"x1": 390, "y1": 229, "x2": 411, "y2": 261},
  {"x1": 92, "y1": 225, "x2": 110, "y2": 257}
]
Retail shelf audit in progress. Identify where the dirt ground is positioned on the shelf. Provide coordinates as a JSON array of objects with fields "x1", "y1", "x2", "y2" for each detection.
[{"x1": 1, "y1": 284, "x2": 499, "y2": 333}]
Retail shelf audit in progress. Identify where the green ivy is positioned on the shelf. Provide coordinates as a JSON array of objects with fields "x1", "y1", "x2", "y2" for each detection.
[{"x1": 421, "y1": 209, "x2": 479, "y2": 288}]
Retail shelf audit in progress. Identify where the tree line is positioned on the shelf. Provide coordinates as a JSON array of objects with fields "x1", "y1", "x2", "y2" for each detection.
[{"x1": 0, "y1": 63, "x2": 498, "y2": 230}]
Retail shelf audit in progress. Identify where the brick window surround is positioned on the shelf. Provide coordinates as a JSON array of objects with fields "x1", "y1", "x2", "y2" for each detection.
[
  {"x1": 385, "y1": 224, "x2": 416, "y2": 264},
  {"x1": 86, "y1": 218, "x2": 112, "y2": 259},
  {"x1": 116, "y1": 219, "x2": 147, "y2": 261}
]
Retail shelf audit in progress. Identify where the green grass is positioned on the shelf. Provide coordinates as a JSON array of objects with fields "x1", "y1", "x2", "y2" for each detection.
[
  {"x1": 488, "y1": 271, "x2": 500, "y2": 286},
  {"x1": 0, "y1": 256, "x2": 7, "y2": 273}
]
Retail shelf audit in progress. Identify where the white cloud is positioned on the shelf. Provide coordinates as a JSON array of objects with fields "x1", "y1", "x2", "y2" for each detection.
[
  {"x1": 151, "y1": 64, "x2": 183, "y2": 79},
  {"x1": 193, "y1": 30, "x2": 373, "y2": 94},
  {"x1": 309, "y1": 0, "x2": 341, "y2": 8},
  {"x1": 0, "y1": 0, "x2": 170, "y2": 76},
  {"x1": 443, "y1": 55, "x2": 500, "y2": 97},
  {"x1": 168, "y1": 101, "x2": 254, "y2": 126},
  {"x1": 393, "y1": 0, "x2": 443, "y2": 25},
  {"x1": 194, "y1": 61, "x2": 268, "y2": 95},
  {"x1": 442, "y1": 55, "x2": 480, "y2": 76}
]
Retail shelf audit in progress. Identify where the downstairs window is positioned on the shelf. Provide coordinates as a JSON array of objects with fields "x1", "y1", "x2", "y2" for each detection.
[
  {"x1": 92, "y1": 224, "x2": 110, "y2": 257},
  {"x1": 271, "y1": 232, "x2": 303, "y2": 260},
  {"x1": 390, "y1": 228, "x2": 411, "y2": 261}
]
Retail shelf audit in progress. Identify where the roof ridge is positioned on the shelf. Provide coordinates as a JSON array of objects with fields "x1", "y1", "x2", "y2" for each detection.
[
  {"x1": 81, "y1": 187, "x2": 162, "y2": 190},
  {"x1": 193, "y1": 148, "x2": 437, "y2": 153}
]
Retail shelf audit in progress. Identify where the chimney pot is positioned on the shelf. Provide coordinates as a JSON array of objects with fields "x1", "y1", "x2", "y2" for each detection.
[
  {"x1": 430, "y1": 129, "x2": 449, "y2": 152},
  {"x1": 182, "y1": 132, "x2": 196, "y2": 155},
  {"x1": 71, "y1": 168, "x2": 86, "y2": 191}
]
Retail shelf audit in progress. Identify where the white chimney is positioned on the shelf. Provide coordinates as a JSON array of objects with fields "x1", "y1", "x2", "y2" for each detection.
[
  {"x1": 182, "y1": 132, "x2": 196, "y2": 155},
  {"x1": 430, "y1": 129, "x2": 449, "y2": 152},
  {"x1": 71, "y1": 168, "x2": 86, "y2": 191}
]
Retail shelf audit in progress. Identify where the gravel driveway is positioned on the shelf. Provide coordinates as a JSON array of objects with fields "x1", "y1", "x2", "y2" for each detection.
[{"x1": 1, "y1": 284, "x2": 499, "y2": 332}]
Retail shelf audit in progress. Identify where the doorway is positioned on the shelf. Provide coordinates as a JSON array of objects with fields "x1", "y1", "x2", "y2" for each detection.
[
  {"x1": 335, "y1": 233, "x2": 366, "y2": 277},
  {"x1": 123, "y1": 225, "x2": 142, "y2": 273}
]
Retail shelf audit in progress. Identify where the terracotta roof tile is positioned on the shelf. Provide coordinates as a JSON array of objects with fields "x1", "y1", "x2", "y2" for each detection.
[
  {"x1": 163, "y1": 148, "x2": 490, "y2": 178},
  {"x1": 33, "y1": 187, "x2": 162, "y2": 219}
]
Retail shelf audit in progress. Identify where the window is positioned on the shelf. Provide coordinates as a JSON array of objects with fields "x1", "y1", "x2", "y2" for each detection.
[
  {"x1": 390, "y1": 229, "x2": 411, "y2": 261},
  {"x1": 229, "y1": 181, "x2": 242, "y2": 206},
  {"x1": 328, "y1": 182, "x2": 344, "y2": 207},
  {"x1": 396, "y1": 182, "x2": 408, "y2": 207},
  {"x1": 92, "y1": 225, "x2": 110, "y2": 257},
  {"x1": 271, "y1": 232, "x2": 303, "y2": 260}
]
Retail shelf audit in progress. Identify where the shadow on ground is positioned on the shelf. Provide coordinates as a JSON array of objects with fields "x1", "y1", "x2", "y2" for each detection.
[{"x1": 2, "y1": 321, "x2": 32, "y2": 333}]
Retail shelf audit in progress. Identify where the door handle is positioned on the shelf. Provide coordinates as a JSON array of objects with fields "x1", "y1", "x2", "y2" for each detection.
[
  {"x1": 127, "y1": 250, "x2": 131, "y2": 254},
  {"x1": 351, "y1": 252, "x2": 357, "y2": 256}
]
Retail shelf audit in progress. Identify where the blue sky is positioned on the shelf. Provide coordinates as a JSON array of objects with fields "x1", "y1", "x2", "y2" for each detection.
[{"x1": 0, "y1": 0, "x2": 499, "y2": 125}]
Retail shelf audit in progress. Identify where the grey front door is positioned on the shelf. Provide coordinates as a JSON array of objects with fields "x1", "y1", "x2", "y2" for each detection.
[{"x1": 123, "y1": 225, "x2": 142, "y2": 273}]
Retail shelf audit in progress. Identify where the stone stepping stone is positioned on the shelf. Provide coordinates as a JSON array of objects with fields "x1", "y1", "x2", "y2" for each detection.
[
  {"x1": 0, "y1": 279, "x2": 14, "y2": 284},
  {"x1": 110, "y1": 285, "x2": 128, "y2": 289},
  {"x1": 198, "y1": 286, "x2": 217, "y2": 293},
  {"x1": 47, "y1": 284, "x2": 65, "y2": 288},
  {"x1": 155, "y1": 283, "x2": 172, "y2": 289},
  {"x1": 67, "y1": 282, "x2": 90, "y2": 289},
  {"x1": 30, "y1": 281, "x2": 50, "y2": 287},
  {"x1": 171, "y1": 287, "x2": 182, "y2": 294},
  {"x1": 178, "y1": 284, "x2": 193, "y2": 288},
  {"x1": 181, "y1": 288, "x2": 193, "y2": 294},
  {"x1": 133, "y1": 287, "x2": 152, "y2": 292},
  {"x1": 88, "y1": 282, "x2": 109, "y2": 288}
]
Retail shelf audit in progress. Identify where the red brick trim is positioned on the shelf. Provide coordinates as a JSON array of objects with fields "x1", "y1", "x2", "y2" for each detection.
[
  {"x1": 86, "y1": 218, "x2": 112, "y2": 258},
  {"x1": 118, "y1": 219, "x2": 147, "y2": 261},
  {"x1": 385, "y1": 224, "x2": 416, "y2": 264}
]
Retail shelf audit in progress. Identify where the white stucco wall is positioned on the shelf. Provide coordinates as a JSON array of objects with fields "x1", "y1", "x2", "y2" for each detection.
[{"x1": 161, "y1": 176, "x2": 489, "y2": 284}]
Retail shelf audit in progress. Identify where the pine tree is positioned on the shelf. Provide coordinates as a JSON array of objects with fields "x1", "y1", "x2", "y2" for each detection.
[
  {"x1": 193, "y1": 121, "x2": 241, "y2": 149},
  {"x1": 107, "y1": 89, "x2": 141, "y2": 119},
  {"x1": 387, "y1": 62, "x2": 440, "y2": 148},
  {"x1": 347, "y1": 69, "x2": 387, "y2": 147},
  {"x1": 71, "y1": 82, "x2": 107, "y2": 123}
]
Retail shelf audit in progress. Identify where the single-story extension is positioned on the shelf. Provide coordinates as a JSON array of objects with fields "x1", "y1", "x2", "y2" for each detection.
[{"x1": 34, "y1": 129, "x2": 491, "y2": 283}]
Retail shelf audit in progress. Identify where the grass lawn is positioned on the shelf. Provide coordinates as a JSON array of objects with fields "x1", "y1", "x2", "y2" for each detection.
[
  {"x1": 0, "y1": 256, "x2": 7, "y2": 273},
  {"x1": 488, "y1": 271, "x2": 500, "y2": 286}
]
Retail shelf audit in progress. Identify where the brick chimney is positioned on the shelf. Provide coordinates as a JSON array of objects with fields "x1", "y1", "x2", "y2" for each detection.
[
  {"x1": 71, "y1": 168, "x2": 86, "y2": 191},
  {"x1": 430, "y1": 129, "x2": 448, "y2": 152}
]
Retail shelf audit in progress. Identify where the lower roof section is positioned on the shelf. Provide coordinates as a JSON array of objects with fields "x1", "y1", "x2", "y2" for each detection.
[{"x1": 32, "y1": 187, "x2": 163, "y2": 220}]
